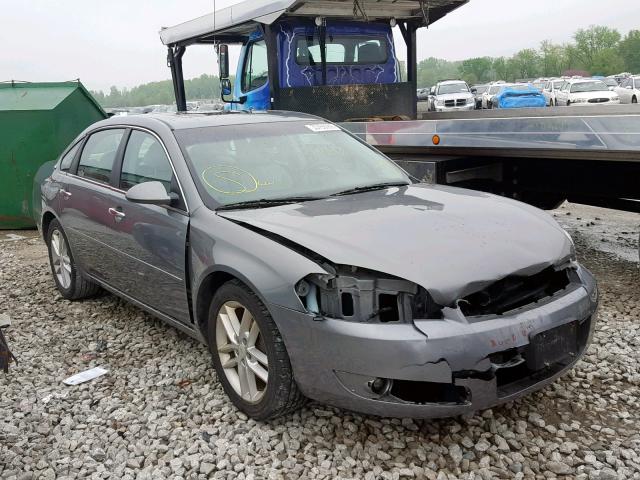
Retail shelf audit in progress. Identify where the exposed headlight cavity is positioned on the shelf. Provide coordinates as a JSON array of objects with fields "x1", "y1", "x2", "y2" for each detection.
[{"x1": 296, "y1": 267, "x2": 442, "y2": 322}]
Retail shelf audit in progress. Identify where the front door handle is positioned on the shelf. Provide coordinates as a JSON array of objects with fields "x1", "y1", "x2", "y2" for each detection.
[
  {"x1": 108, "y1": 207, "x2": 126, "y2": 222},
  {"x1": 60, "y1": 189, "x2": 72, "y2": 199}
]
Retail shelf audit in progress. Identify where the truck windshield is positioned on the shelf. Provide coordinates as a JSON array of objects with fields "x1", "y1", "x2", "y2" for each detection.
[
  {"x1": 296, "y1": 36, "x2": 388, "y2": 65},
  {"x1": 437, "y1": 83, "x2": 469, "y2": 95},
  {"x1": 175, "y1": 121, "x2": 409, "y2": 208}
]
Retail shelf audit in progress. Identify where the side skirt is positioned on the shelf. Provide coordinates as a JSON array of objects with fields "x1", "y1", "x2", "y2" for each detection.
[{"x1": 86, "y1": 273, "x2": 207, "y2": 345}]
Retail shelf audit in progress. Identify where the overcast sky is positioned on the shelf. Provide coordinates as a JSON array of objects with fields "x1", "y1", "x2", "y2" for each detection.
[{"x1": 2, "y1": 0, "x2": 639, "y2": 92}]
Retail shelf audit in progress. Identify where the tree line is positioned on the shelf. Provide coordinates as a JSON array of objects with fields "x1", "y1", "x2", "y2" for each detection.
[
  {"x1": 91, "y1": 74, "x2": 227, "y2": 108},
  {"x1": 93, "y1": 25, "x2": 640, "y2": 107},
  {"x1": 418, "y1": 26, "x2": 640, "y2": 87}
]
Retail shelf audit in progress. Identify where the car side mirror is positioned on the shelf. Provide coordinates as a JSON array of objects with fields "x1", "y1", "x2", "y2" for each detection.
[
  {"x1": 126, "y1": 181, "x2": 174, "y2": 206},
  {"x1": 218, "y1": 44, "x2": 230, "y2": 80},
  {"x1": 471, "y1": 88, "x2": 477, "y2": 94},
  {"x1": 430, "y1": 87, "x2": 436, "y2": 95}
]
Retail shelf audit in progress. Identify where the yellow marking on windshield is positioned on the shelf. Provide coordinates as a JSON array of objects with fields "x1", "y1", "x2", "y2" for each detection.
[{"x1": 201, "y1": 165, "x2": 273, "y2": 195}]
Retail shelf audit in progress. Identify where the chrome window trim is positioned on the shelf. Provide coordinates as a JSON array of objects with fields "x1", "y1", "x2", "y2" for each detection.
[{"x1": 63, "y1": 124, "x2": 191, "y2": 215}]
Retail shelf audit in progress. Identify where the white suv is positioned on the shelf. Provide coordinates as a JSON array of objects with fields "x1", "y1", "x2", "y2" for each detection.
[{"x1": 428, "y1": 80, "x2": 475, "y2": 112}]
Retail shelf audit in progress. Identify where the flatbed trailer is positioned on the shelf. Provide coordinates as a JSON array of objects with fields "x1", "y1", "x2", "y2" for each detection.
[{"x1": 342, "y1": 106, "x2": 640, "y2": 213}]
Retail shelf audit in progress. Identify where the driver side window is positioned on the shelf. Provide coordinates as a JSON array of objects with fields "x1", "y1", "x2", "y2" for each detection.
[
  {"x1": 120, "y1": 130, "x2": 174, "y2": 194},
  {"x1": 242, "y1": 40, "x2": 268, "y2": 92}
]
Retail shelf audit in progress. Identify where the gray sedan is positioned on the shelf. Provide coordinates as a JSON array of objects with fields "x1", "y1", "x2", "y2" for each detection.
[{"x1": 35, "y1": 112, "x2": 598, "y2": 420}]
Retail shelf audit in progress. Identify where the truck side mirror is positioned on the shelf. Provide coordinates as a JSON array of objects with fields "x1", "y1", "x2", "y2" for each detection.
[
  {"x1": 218, "y1": 44, "x2": 230, "y2": 80},
  {"x1": 221, "y1": 78, "x2": 232, "y2": 97},
  {"x1": 430, "y1": 87, "x2": 436, "y2": 95}
]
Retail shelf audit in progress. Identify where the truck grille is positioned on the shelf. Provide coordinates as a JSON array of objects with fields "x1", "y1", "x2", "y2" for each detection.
[
  {"x1": 456, "y1": 99, "x2": 467, "y2": 106},
  {"x1": 444, "y1": 100, "x2": 455, "y2": 107},
  {"x1": 588, "y1": 98, "x2": 609, "y2": 103}
]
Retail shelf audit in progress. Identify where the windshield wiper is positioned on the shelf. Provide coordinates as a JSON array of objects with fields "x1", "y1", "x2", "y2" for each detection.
[
  {"x1": 216, "y1": 196, "x2": 324, "y2": 211},
  {"x1": 330, "y1": 182, "x2": 410, "y2": 197}
]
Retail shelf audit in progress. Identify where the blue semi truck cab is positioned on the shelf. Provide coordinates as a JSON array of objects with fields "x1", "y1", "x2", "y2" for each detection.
[{"x1": 160, "y1": 0, "x2": 468, "y2": 121}]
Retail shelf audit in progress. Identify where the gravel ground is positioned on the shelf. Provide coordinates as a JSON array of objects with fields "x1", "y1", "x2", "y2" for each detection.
[{"x1": 1, "y1": 204, "x2": 639, "y2": 480}]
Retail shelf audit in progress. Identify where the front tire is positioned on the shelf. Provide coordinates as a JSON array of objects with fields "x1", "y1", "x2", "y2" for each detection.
[
  {"x1": 46, "y1": 219, "x2": 101, "y2": 300},
  {"x1": 632, "y1": 96, "x2": 637, "y2": 104},
  {"x1": 207, "y1": 280, "x2": 305, "y2": 420}
]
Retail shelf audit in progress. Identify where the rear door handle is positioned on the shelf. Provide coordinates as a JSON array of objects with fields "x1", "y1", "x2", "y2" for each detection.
[{"x1": 108, "y1": 207, "x2": 126, "y2": 222}]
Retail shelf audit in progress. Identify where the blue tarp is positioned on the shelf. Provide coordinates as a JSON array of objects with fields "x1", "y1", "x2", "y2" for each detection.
[{"x1": 495, "y1": 86, "x2": 547, "y2": 109}]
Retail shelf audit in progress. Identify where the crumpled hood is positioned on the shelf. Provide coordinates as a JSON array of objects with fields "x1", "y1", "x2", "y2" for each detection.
[{"x1": 218, "y1": 185, "x2": 573, "y2": 306}]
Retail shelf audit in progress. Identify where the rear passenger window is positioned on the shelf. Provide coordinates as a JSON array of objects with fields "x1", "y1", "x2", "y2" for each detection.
[
  {"x1": 77, "y1": 129, "x2": 125, "y2": 184},
  {"x1": 120, "y1": 130, "x2": 174, "y2": 193},
  {"x1": 59, "y1": 143, "x2": 80, "y2": 171}
]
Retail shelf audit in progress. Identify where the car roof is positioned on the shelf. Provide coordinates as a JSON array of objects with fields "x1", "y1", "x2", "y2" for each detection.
[
  {"x1": 438, "y1": 80, "x2": 466, "y2": 85},
  {"x1": 92, "y1": 110, "x2": 324, "y2": 131}
]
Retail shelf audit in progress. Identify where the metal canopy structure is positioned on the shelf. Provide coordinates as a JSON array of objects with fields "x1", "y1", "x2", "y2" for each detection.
[{"x1": 160, "y1": 0, "x2": 468, "y2": 46}]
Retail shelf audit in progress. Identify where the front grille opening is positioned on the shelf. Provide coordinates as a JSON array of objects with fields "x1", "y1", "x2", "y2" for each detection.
[
  {"x1": 378, "y1": 294, "x2": 400, "y2": 322},
  {"x1": 390, "y1": 380, "x2": 469, "y2": 405},
  {"x1": 459, "y1": 267, "x2": 571, "y2": 316},
  {"x1": 341, "y1": 292, "x2": 354, "y2": 317},
  {"x1": 495, "y1": 362, "x2": 530, "y2": 387}
]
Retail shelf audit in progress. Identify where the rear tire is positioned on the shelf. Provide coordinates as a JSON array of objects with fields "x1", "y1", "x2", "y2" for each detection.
[
  {"x1": 46, "y1": 219, "x2": 101, "y2": 300},
  {"x1": 207, "y1": 280, "x2": 306, "y2": 420},
  {"x1": 632, "y1": 96, "x2": 637, "y2": 104}
]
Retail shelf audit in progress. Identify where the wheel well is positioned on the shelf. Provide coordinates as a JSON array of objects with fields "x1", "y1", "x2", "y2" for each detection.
[
  {"x1": 195, "y1": 271, "x2": 236, "y2": 333},
  {"x1": 41, "y1": 212, "x2": 56, "y2": 240}
]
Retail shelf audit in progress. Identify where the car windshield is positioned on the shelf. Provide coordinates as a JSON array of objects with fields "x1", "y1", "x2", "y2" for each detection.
[
  {"x1": 438, "y1": 83, "x2": 468, "y2": 95},
  {"x1": 509, "y1": 84, "x2": 531, "y2": 91},
  {"x1": 571, "y1": 81, "x2": 608, "y2": 93},
  {"x1": 553, "y1": 81, "x2": 564, "y2": 88},
  {"x1": 489, "y1": 85, "x2": 505, "y2": 94},
  {"x1": 602, "y1": 78, "x2": 618, "y2": 87},
  {"x1": 474, "y1": 86, "x2": 488, "y2": 94},
  {"x1": 175, "y1": 121, "x2": 410, "y2": 208}
]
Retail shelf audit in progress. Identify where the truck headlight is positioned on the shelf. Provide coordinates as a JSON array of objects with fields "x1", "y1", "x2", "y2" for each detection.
[
  {"x1": 467, "y1": 98, "x2": 475, "y2": 105},
  {"x1": 611, "y1": 96, "x2": 620, "y2": 101}
]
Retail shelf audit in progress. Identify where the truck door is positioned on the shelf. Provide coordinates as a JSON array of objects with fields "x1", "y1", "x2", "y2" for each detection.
[{"x1": 233, "y1": 38, "x2": 270, "y2": 111}]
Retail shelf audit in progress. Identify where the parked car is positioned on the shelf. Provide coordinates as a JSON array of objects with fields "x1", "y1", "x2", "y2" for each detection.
[
  {"x1": 598, "y1": 77, "x2": 619, "y2": 90},
  {"x1": 417, "y1": 88, "x2": 430, "y2": 102},
  {"x1": 555, "y1": 79, "x2": 620, "y2": 106},
  {"x1": 428, "y1": 80, "x2": 475, "y2": 112},
  {"x1": 614, "y1": 76, "x2": 640, "y2": 104},
  {"x1": 34, "y1": 112, "x2": 598, "y2": 420},
  {"x1": 492, "y1": 84, "x2": 547, "y2": 109},
  {"x1": 482, "y1": 82, "x2": 507, "y2": 109},
  {"x1": 543, "y1": 79, "x2": 566, "y2": 106},
  {"x1": 471, "y1": 84, "x2": 489, "y2": 109}
]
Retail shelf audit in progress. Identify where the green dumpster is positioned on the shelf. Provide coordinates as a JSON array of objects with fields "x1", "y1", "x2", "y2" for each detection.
[{"x1": 0, "y1": 81, "x2": 107, "y2": 229}]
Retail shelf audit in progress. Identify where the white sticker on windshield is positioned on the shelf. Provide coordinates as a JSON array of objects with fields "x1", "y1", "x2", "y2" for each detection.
[{"x1": 305, "y1": 123, "x2": 341, "y2": 133}]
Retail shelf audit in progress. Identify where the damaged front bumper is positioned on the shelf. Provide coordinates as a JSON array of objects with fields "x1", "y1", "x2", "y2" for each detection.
[{"x1": 272, "y1": 265, "x2": 598, "y2": 418}]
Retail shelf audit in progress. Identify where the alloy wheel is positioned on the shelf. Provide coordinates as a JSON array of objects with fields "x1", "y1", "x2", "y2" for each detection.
[
  {"x1": 50, "y1": 229, "x2": 72, "y2": 289},
  {"x1": 215, "y1": 301, "x2": 269, "y2": 404}
]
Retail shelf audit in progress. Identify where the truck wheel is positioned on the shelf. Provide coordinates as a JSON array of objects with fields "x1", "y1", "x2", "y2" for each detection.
[
  {"x1": 46, "y1": 219, "x2": 101, "y2": 300},
  {"x1": 207, "y1": 280, "x2": 306, "y2": 420},
  {"x1": 633, "y1": 96, "x2": 637, "y2": 104}
]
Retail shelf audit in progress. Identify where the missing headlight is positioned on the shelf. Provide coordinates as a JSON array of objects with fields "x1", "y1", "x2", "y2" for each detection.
[{"x1": 296, "y1": 267, "x2": 442, "y2": 322}]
